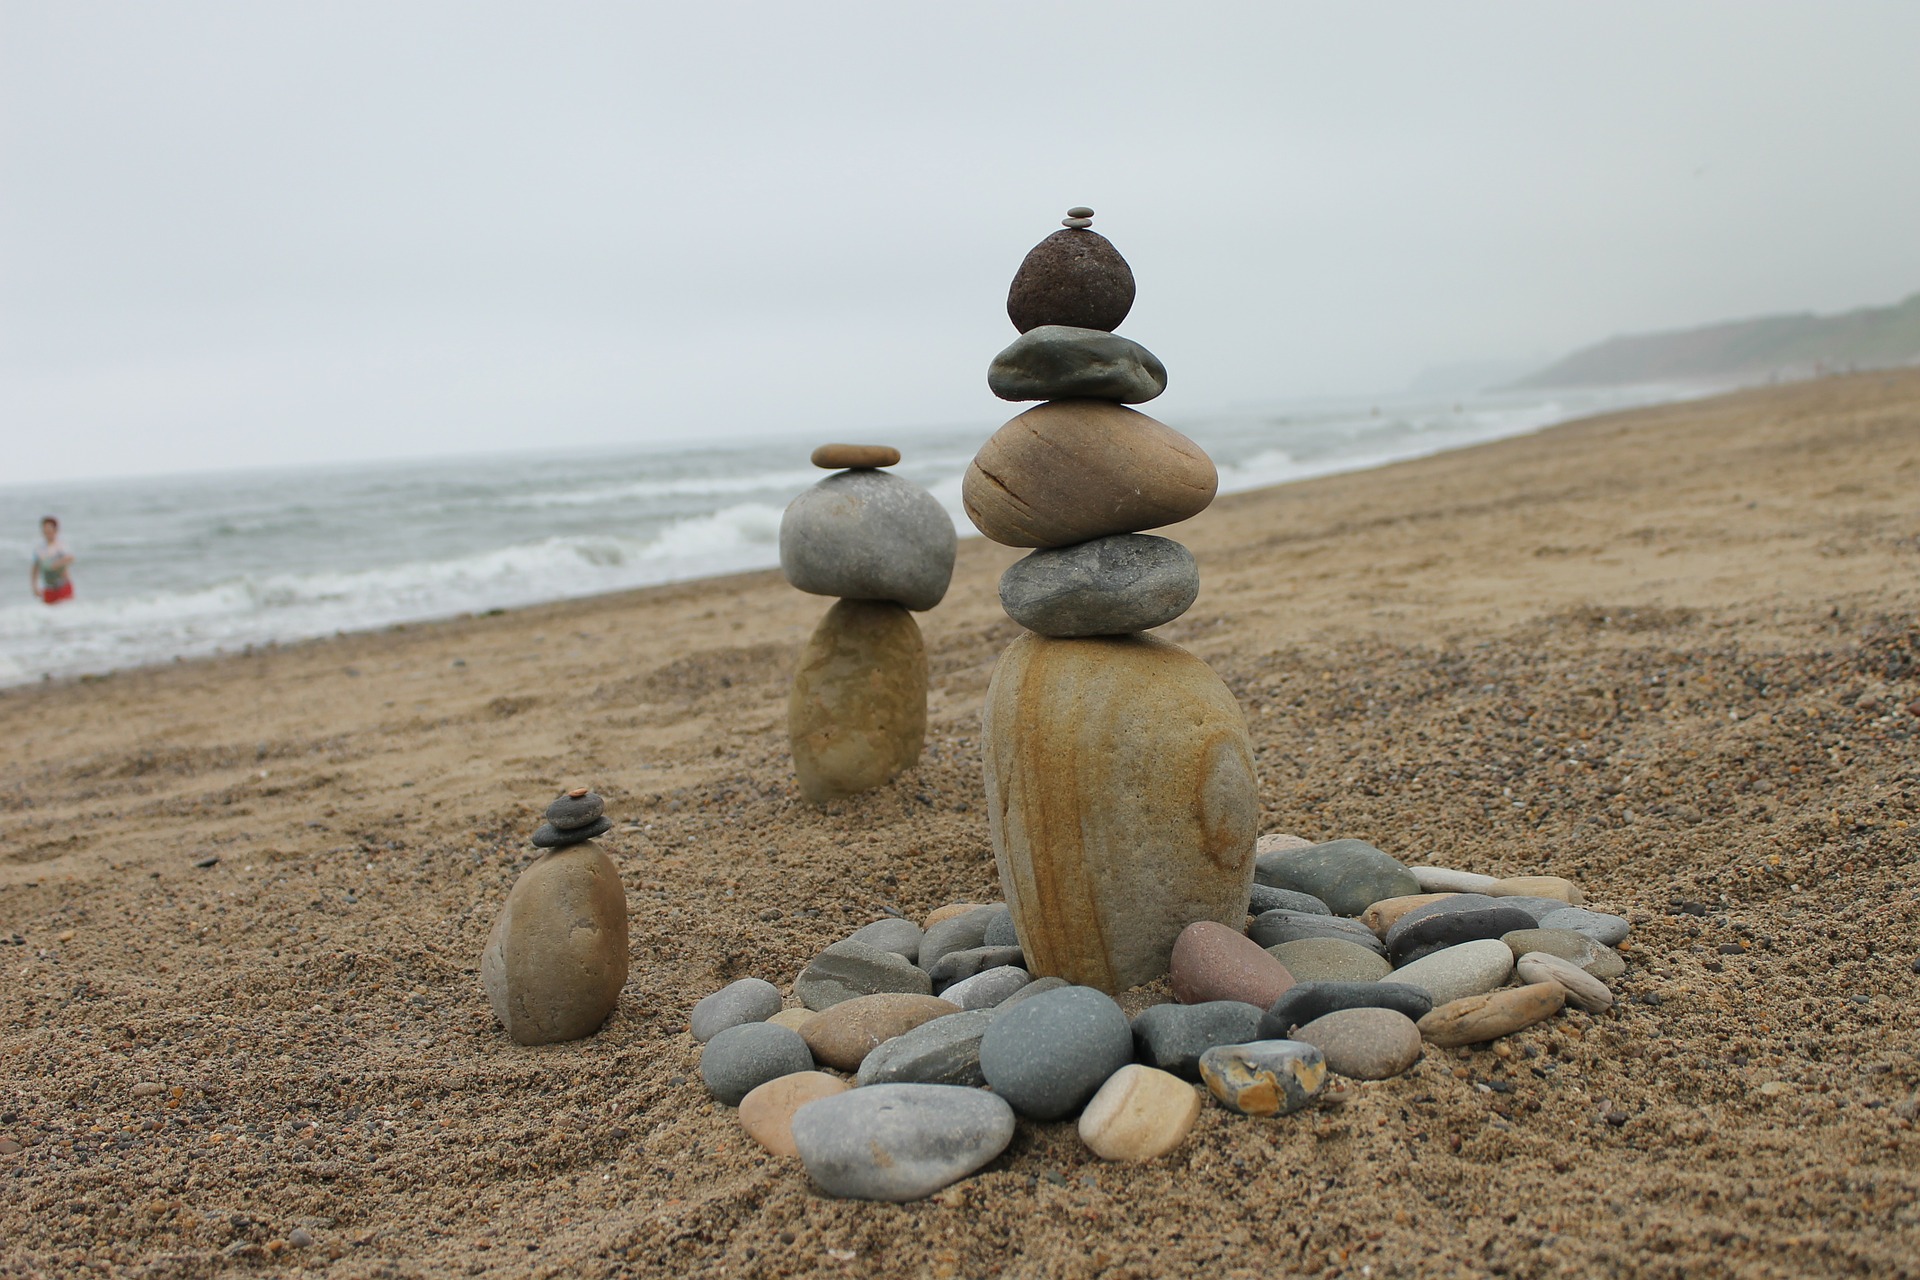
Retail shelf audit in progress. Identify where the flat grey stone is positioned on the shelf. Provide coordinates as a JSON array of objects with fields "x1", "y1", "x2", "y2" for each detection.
[
  {"x1": 928, "y1": 945, "x2": 1024, "y2": 992},
  {"x1": 1130, "y1": 1001, "x2": 1264, "y2": 1080},
  {"x1": 1539, "y1": 907, "x2": 1630, "y2": 946},
  {"x1": 998, "y1": 535, "x2": 1198, "y2": 638},
  {"x1": 855, "y1": 1009, "x2": 997, "y2": 1087},
  {"x1": 543, "y1": 792, "x2": 605, "y2": 830},
  {"x1": 1268, "y1": 937, "x2": 1392, "y2": 984},
  {"x1": 1500, "y1": 929, "x2": 1627, "y2": 979},
  {"x1": 1249, "y1": 910, "x2": 1385, "y2": 954},
  {"x1": 978, "y1": 985, "x2": 1131, "y2": 1120},
  {"x1": 1260, "y1": 981, "x2": 1433, "y2": 1038},
  {"x1": 790, "y1": 1084, "x2": 1015, "y2": 1202},
  {"x1": 1388, "y1": 939, "x2": 1515, "y2": 1006},
  {"x1": 699, "y1": 1022, "x2": 813, "y2": 1105},
  {"x1": 794, "y1": 939, "x2": 933, "y2": 1011},
  {"x1": 982, "y1": 905, "x2": 1019, "y2": 948},
  {"x1": 1249, "y1": 884, "x2": 1331, "y2": 916},
  {"x1": 918, "y1": 906, "x2": 1001, "y2": 975},
  {"x1": 1386, "y1": 904, "x2": 1538, "y2": 965},
  {"x1": 779, "y1": 469, "x2": 956, "y2": 611},
  {"x1": 689, "y1": 977, "x2": 783, "y2": 1043},
  {"x1": 939, "y1": 965, "x2": 1031, "y2": 1011},
  {"x1": 1198, "y1": 1040, "x2": 1327, "y2": 1116},
  {"x1": 844, "y1": 918, "x2": 924, "y2": 963},
  {"x1": 995, "y1": 975, "x2": 1070, "y2": 1011},
  {"x1": 1254, "y1": 839, "x2": 1420, "y2": 916},
  {"x1": 988, "y1": 325, "x2": 1168, "y2": 403}
]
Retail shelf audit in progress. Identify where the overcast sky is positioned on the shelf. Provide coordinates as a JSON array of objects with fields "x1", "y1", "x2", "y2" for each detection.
[{"x1": 5, "y1": 2, "x2": 1919, "y2": 484}]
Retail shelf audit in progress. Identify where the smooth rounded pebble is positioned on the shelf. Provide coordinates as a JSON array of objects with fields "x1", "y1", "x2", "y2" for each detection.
[
  {"x1": 1418, "y1": 982, "x2": 1566, "y2": 1047},
  {"x1": 1253, "y1": 839, "x2": 1421, "y2": 917},
  {"x1": 1078, "y1": 1065, "x2": 1200, "y2": 1162},
  {"x1": 1409, "y1": 866, "x2": 1499, "y2": 894},
  {"x1": 1387, "y1": 904, "x2": 1538, "y2": 965},
  {"x1": 1006, "y1": 227, "x2": 1135, "y2": 334},
  {"x1": 482, "y1": 842, "x2": 627, "y2": 1046},
  {"x1": 939, "y1": 965, "x2": 1031, "y2": 1011},
  {"x1": 811, "y1": 443, "x2": 900, "y2": 469},
  {"x1": 1249, "y1": 884, "x2": 1331, "y2": 916},
  {"x1": 1293, "y1": 1008, "x2": 1423, "y2": 1080},
  {"x1": 768, "y1": 1008, "x2": 816, "y2": 1032},
  {"x1": 1495, "y1": 895, "x2": 1584, "y2": 924},
  {"x1": 999, "y1": 534, "x2": 1198, "y2": 637},
  {"x1": 700, "y1": 1022, "x2": 814, "y2": 1106},
  {"x1": 779, "y1": 469, "x2": 956, "y2": 610},
  {"x1": 855, "y1": 1009, "x2": 997, "y2": 1087},
  {"x1": 794, "y1": 939, "x2": 933, "y2": 1011},
  {"x1": 1388, "y1": 938, "x2": 1515, "y2": 1006},
  {"x1": 1486, "y1": 875, "x2": 1584, "y2": 905},
  {"x1": 928, "y1": 945, "x2": 1025, "y2": 991},
  {"x1": 1248, "y1": 910, "x2": 1385, "y2": 954},
  {"x1": 799, "y1": 993, "x2": 960, "y2": 1071},
  {"x1": 924, "y1": 902, "x2": 994, "y2": 929},
  {"x1": 1360, "y1": 893, "x2": 1459, "y2": 936},
  {"x1": 1538, "y1": 907, "x2": 1630, "y2": 946},
  {"x1": 844, "y1": 917, "x2": 924, "y2": 962},
  {"x1": 690, "y1": 977, "x2": 784, "y2": 1043},
  {"x1": 1267, "y1": 937, "x2": 1392, "y2": 984},
  {"x1": 1255, "y1": 833, "x2": 1315, "y2": 855},
  {"x1": 982, "y1": 904, "x2": 1019, "y2": 948},
  {"x1": 738, "y1": 1072, "x2": 849, "y2": 1157},
  {"x1": 1198, "y1": 1040, "x2": 1328, "y2": 1117},
  {"x1": 988, "y1": 325, "x2": 1168, "y2": 404},
  {"x1": 1500, "y1": 929, "x2": 1627, "y2": 979},
  {"x1": 1261, "y1": 981, "x2": 1434, "y2": 1038},
  {"x1": 1131, "y1": 1001, "x2": 1266, "y2": 1079},
  {"x1": 918, "y1": 906, "x2": 1002, "y2": 975},
  {"x1": 1171, "y1": 921, "x2": 1296, "y2": 1009},
  {"x1": 979, "y1": 986, "x2": 1132, "y2": 1120},
  {"x1": 1516, "y1": 951, "x2": 1615, "y2": 1014},
  {"x1": 790, "y1": 1084, "x2": 1015, "y2": 1202}
]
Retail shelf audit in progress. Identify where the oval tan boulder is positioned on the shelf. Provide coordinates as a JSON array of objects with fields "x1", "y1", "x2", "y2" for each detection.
[
  {"x1": 789, "y1": 600, "x2": 927, "y2": 806},
  {"x1": 984, "y1": 632, "x2": 1259, "y2": 993},
  {"x1": 962, "y1": 401, "x2": 1218, "y2": 548},
  {"x1": 1417, "y1": 981, "x2": 1566, "y2": 1048},
  {"x1": 481, "y1": 842, "x2": 629, "y2": 1046},
  {"x1": 1078, "y1": 1065, "x2": 1200, "y2": 1162},
  {"x1": 799, "y1": 993, "x2": 959, "y2": 1071},
  {"x1": 738, "y1": 1072, "x2": 850, "y2": 1158}
]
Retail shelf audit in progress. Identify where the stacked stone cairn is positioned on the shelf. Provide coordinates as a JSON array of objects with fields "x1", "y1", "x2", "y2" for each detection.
[
  {"x1": 481, "y1": 788, "x2": 629, "y2": 1045},
  {"x1": 688, "y1": 836, "x2": 1634, "y2": 1202},
  {"x1": 968, "y1": 208, "x2": 1258, "y2": 993},
  {"x1": 779, "y1": 444, "x2": 956, "y2": 806}
]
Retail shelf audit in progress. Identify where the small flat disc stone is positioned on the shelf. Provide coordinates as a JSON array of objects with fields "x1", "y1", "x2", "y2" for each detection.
[
  {"x1": 811, "y1": 444, "x2": 901, "y2": 470},
  {"x1": 531, "y1": 815, "x2": 614, "y2": 848}
]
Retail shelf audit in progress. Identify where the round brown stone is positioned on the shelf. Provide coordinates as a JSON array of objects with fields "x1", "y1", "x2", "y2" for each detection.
[
  {"x1": 1007, "y1": 228, "x2": 1135, "y2": 333},
  {"x1": 798, "y1": 993, "x2": 959, "y2": 1071},
  {"x1": 1292, "y1": 1007, "x2": 1423, "y2": 1079},
  {"x1": 811, "y1": 444, "x2": 901, "y2": 470},
  {"x1": 789, "y1": 600, "x2": 927, "y2": 805}
]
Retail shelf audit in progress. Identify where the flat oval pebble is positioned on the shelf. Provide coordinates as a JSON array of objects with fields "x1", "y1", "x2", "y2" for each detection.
[
  {"x1": 793, "y1": 939, "x2": 933, "y2": 1011},
  {"x1": 1260, "y1": 981, "x2": 1434, "y2": 1038},
  {"x1": 700, "y1": 1022, "x2": 814, "y2": 1106},
  {"x1": 1248, "y1": 910, "x2": 1386, "y2": 954},
  {"x1": 989, "y1": 326, "x2": 1168, "y2": 404},
  {"x1": 1360, "y1": 893, "x2": 1459, "y2": 936},
  {"x1": 1387, "y1": 904, "x2": 1538, "y2": 965},
  {"x1": 737, "y1": 1071, "x2": 849, "y2": 1157},
  {"x1": 924, "y1": 902, "x2": 994, "y2": 929},
  {"x1": 690, "y1": 977, "x2": 784, "y2": 1043},
  {"x1": 1500, "y1": 929, "x2": 1627, "y2": 979},
  {"x1": 1410, "y1": 866, "x2": 1498, "y2": 893},
  {"x1": 843, "y1": 917, "x2": 924, "y2": 962},
  {"x1": 790, "y1": 1084, "x2": 1015, "y2": 1203},
  {"x1": 1170, "y1": 921, "x2": 1296, "y2": 1009},
  {"x1": 999, "y1": 534, "x2": 1198, "y2": 637},
  {"x1": 1539, "y1": 907, "x2": 1630, "y2": 946},
  {"x1": 1516, "y1": 951, "x2": 1615, "y2": 1014},
  {"x1": 1249, "y1": 884, "x2": 1331, "y2": 916},
  {"x1": 779, "y1": 469, "x2": 956, "y2": 610},
  {"x1": 799, "y1": 993, "x2": 960, "y2": 1071},
  {"x1": 1078, "y1": 1065, "x2": 1200, "y2": 1162},
  {"x1": 1254, "y1": 839, "x2": 1420, "y2": 916},
  {"x1": 978, "y1": 986, "x2": 1132, "y2": 1120},
  {"x1": 938, "y1": 965, "x2": 1030, "y2": 1011},
  {"x1": 928, "y1": 945, "x2": 1024, "y2": 992},
  {"x1": 1267, "y1": 937, "x2": 1392, "y2": 984},
  {"x1": 1198, "y1": 1040, "x2": 1328, "y2": 1117},
  {"x1": 855, "y1": 1008, "x2": 997, "y2": 1087},
  {"x1": 811, "y1": 443, "x2": 901, "y2": 469},
  {"x1": 543, "y1": 791, "x2": 605, "y2": 830},
  {"x1": 1417, "y1": 982, "x2": 1566, "y2": 1047},
  {"x1": 1292, "y1": 1008, "x2": 1424, "y2": 1080},
  {"x1": 1131, "y1": 1001, "x2": 1266, "y2": 1079},
  {"x1": 1486, "y1": 875, "x2": 1584, "y2": 905},
  {"x1": 1006, "y1": 228, "x2": 1135, "y2": 333},
  {"x1": 918, "y1": 906, "x2": 1001, "y2": 975},
  {"x1": 1388, "y1": 938, "x2": 1515, "y2": 1006},
  {"x1": 768, "y1": 1007, "x2": 817, "y2": 1032}
]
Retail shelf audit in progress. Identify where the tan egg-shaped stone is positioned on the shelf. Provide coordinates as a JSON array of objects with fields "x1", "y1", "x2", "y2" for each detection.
[
  {"x1": 1417, "y1": 981, "x2": 1566, "y2": 1048},
  {"x1": 961, "y1": 401, "x2": 1218, "y2": 548},
  {"x1": 767, "y1": 1007, "x2": 819, "y2": 1033},
  {"x1": 481, "y1": 841, "x2": 628, "y2": 1045},
  {"x1": 1078, "y1": 1065, "x2": 1201, "y2": 1162},
  {"x1": 984, "y1": 632, "x2": 1259, "y2": 993},
  {"x1": 738, "y1": 1072, "x2": 849, "y2": 1158},
  {"x1": 799, "y1": 993, "x2": 959, "y2": 1071},
  {"x1": 789, "y1": 600, "x2": 927, "y2": 805},
  {"x1": 1487, "y1": 875, "x2": 1584, "y2": 905}
]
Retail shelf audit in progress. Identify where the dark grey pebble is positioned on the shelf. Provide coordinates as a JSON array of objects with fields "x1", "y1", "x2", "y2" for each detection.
[
  {"x1": 699, "y1": 1022, "x2": 813, "y2": 1106},
  {"x1": 1249, "y1": 885, "x2": 1331, "y2": 916},
  {"x1": 928, "y1": 946, "x2": 1025, "y2": 992},
  {"x1": 1131, "y1": 1001, "x2": 1265, "y2": 1080},
  {"x1": 543, "y1": 791, "x2": 605, "y2": 831},
  {"x1": 978, "y1": 985, "x2": 1131, "y2": 1120},
  {"x1": 855, "y1": 1009, "x2": 997, "y2": 1087},
  {"x1": 995, "y1": 975, "x2": 1070, "y2": 1010},
  {"x1": 1248, "y1": 910, "x2": 1385, "y2": 955},
  {"x1": 998, "y1": 535, "x2": 1198, "y2": 638},
  {"x1": 1387, "y1": 905, "x2": 1538, "y2": 965},
  {"x1": 689, "y1": 977, "x2": 783, "y2": 1043},
  {"x1": 1253, "y1": 839, "x2": 1420, "y2": 916},
  {"x1": 530, "y1": 815, "x2": 613, "y2": 848},
  {"x1": 790, "y1": 1084, "x2": 1015, "y2": 1203},
  {"x1": 1493, "y1": 895, "x2": 1578, "y2": 924},
  {"x1": 982, "y1": 905, "x2": 1019, "y2": 949},
  {"x1": 844, "y1": 918, "x2": 924, "y2": 963},
  {"x1": 794, "y1": 940, "x2": 933, "y2": 1011},
  {"x1": 919, "y1": 906, "x2": 1001, "y2": 975},
  {"x1": 1260, "y1": 981, "x2": 1433, "y2": 1038}
]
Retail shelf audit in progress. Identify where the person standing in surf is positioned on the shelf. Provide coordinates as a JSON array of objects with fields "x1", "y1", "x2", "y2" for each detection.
[{"x1": 30, "y1": 516, "x2": 75, "y2": 604}]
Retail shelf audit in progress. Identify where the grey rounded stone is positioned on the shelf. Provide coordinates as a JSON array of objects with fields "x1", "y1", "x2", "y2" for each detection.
[
  {"x1": 794, "y1": 939, "x2": 934, "y2": 1011},
  {"x1": 978, "y1": 985, "x2": 1131, "y2": 1120},
  {"x1": 1066, "y1": 206, "x2": 1095, "y2": 219},
  {"x1": 700, "y1": 1022, "x2": 813, "y2": 1106},
  {"x1": 779, "y1": 470, "x2": 956, "y2": 611},
  {"x1": 844, "y1": 918, "x2": 924, "y2": 963},
  {"x1": 982, "y1": 905, "x2": 1020, "y2": 949},
  {"x1": 1389, "y1": 939, "x2": 1515, "y2": 1006},
  {"x1": 1267, "y1": 937, "x2": 1392, "y2": 984},
  {"x1": 1386, "y1": 905, "x2": 1538, "y2": 965},
  {"x1": 1248, "y1": 910, "x2": 1385, "y2": 954},
  {"x1": 927, "y1": 946, "x2": 1025, "y2": 992},
  {"x1": 1006, "y1": 228, "x2": 1135, "y2": 334},
  {"x1": 939, "y1": 965, "x2": 1031, "y2": 1011},
  {"x1": 988, "y1": 326, "x2": 1168, "y2": 404},
  {"x1": 1292, "y1": 1008, "x2": 1423, "y2": 1080},
  {"x1": 995, "y1": 975, "x2": 1070, "y2": 1010},
  {"x1": 1198, "y1": 1040, "x2": 1328, "y2": 1116},
  {"x1": 544, "y1": 791, "x2": 605, "y2": 830},
  {"x1": 1253, "y1": 839, "x2": 1420, "y2": 916},
  {"x1": 1539, "y1": 907, "x2": 1630, "y2": 946},
  {"x1": 1409, "y1": 866, "x2": 1498, "y2": 893},
  {"x1": 855, "y1": 1009, "x2": 997, "y2": 1087},
  {"x1": 790, "y1": 1084, "x2": 1015, "y2": 1203},
  {"x1": 998, "y1": 535, "x2": 1198, "y2": 638},
  {"x1": 1130, "y1": 1001, "x2": 1265, "y2": 1080},
  {"x1": 1248, "y1": 885, "x2": 1331, "y2": 916},
  {"x1": 690, "y1": 977, "x2": 784, "y2": 1043},
  {"x1": 918, "y1": 906, "x2": 1001, "y2": 976},
  {"x1": 1260, "y1": 981, "x2": 1433, "y2": 1038}
]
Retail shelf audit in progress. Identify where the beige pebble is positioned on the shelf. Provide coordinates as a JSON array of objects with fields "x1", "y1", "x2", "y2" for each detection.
[
  {"x1": 1255, "y1": 833, "x2": 1314, "y2": 855},
  {"x1": 1293, "y1": 1008, "x2": 1423, "y2": 1080},
  {"x1": 767, "y1": 1008, "x2": 818, "y2": 1032},
  {"x1": 738, "y1": 1072, "x2": 849, "y2": 1158},
  {"x1": 130, "y1": 1082, "x2": 165, "y2": 1099},
  {"x1": 1502, "y1": 929, "x2": 1627, "y2": 980},
  {"x1": 810, "y1": 444, "x2": 901, "y2": 469},
  {"x1": 924, "y1": 902, "x2": 995, "y2": 929},
  {"x1": 1486, "y1": 875, "x2": 1584, "y2": 905},
  {"x1": 1418, "y1": 982, "x2": 1566, "y2": 1047},
  {"x1": 800, "y1": 993, "x2": 959, "y2": 1071},
  {"x1": 1359, "y1": 893, "x2": 1458, "y2": 937},
  {"x1": 1516, "y1": 951, "x2": 1614, "y2": 1013},
  {"x1": 1078, "y1": 1064, "x2": 1200, "y2": 1162}
]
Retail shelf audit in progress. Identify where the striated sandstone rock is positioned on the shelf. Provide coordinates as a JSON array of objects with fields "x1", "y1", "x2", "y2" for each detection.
[{"x1": 789, "y1": 600, "x2": 927, "y2": 805}]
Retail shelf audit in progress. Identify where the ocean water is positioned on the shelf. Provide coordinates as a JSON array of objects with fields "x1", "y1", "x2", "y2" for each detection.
[{"x1": 0, "y1": 384, "x2": 1679, "y2": 687}]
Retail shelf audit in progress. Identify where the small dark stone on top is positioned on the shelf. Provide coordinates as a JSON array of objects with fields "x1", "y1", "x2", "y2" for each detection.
[{"x1": 545, "y1": 790, "x2": 606, "y2": 831}]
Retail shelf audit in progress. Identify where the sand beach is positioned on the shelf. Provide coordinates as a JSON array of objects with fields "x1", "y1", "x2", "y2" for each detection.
[{"x1": 2, "y1": 371, "x2": 1917, "y2": 1278}]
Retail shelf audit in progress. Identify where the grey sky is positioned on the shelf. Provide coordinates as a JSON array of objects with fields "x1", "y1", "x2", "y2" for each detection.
[{"x1": 5, "y1": 2, "x2": 1918, "y2": 483}]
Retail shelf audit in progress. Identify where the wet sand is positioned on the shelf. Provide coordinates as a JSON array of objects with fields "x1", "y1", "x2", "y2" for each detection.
[{"x1": 2, "y1": 370, "x2": 1917, "y2": 1279}]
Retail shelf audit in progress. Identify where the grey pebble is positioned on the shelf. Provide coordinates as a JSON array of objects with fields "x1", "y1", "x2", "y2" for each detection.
[
  {"x1": 988, "y1": 325, "x2": 1167, "y2": 404},
  {"x1": 1254, "y1": 839, "x2": 1420, "y2": 916},
  {"x1": 1494, "y1": 896, "x2": 1579, "y2": 924},
  {"x1": 844, "y1": 917, "x2": 925, "y2": 962},
  {"x1": 928, "y1": 946, "x2": 1024, "y2": 991},
  {"x1": 1387, "y1": 939, "x2": 1515, "y2": 1006},
  {"x1": 1249, "y1": 884, "x2": 1331, "y2": 916},
  {"x1": 999, "y1": 535, "x2": 1197, "y2": 638},
  {"x1": 699, "y1": 1022, "x2": 813, "y2": 1106},
  {"x1": 1267, "y1": 937, "x2": 1392, "y2": 984},
  {"x1": 982, "y1": 905, "x2": 1020, "y2": 948},
  {"x1": 995, "y1": 975, "x2": 1070, "y2": 1010},
  {"x1": 689, "y1": 977, "x2": 784, "y2": 1043},
  {"x1": 779, "y1": 469, "x2": 956, "y2": 611},
  {"x1": 1249, "y1": 910, "x2": 1385, "y2": 954},
  {"x1": 794, "y1": 939, "x2": 933, "y2": 1011},
  {"x1": 978, "y1": 985, "x2": 1131, "y2": 1120},
  {"x1": 1539, "y1": 907, "x2": 1630, "y2": 946},
  {"x1": 1130, "y1": 1001, "x2": 1265, "y2": 1080},
  {"x1": 1292, "y1": 1008, "x2": 1423, "y2": 1080},
  {"x1": 918, "y1": 906, "x2": 1001, "y2": 975},
  {"x1": 543, "y1": 792, "x2": 605, "y2": 830},
  {"x1": 938, "y1": 965, "x2": 1031, "y2": 1011},
  {"x1": 855, "y1": 1009, "x2": 998, "y2": 1087},
  {"x1": 790, "y1": 1084, "x2": 1016, "y2": 1203},
  {"x1": 1260, "y1": 981, "x2": 1433, "y2": 1038}
]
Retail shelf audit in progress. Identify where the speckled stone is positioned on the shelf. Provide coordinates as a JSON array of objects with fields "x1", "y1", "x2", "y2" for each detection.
[
  {"x1": 1387, "y1": 939, "x2": 1515, "y2": 1006},
  {"x1": 978, "y1": 986, "x2": 1132, "y2": 1121},
  {"x1": 1248, "y1": 885, "x2": 1331, "y2": 916},
  {"x1": 1516, "y1": 951, "x2": 1615, "y2": 1014},
  {"x1": 1131, "y1": 1001, "x2": 1266, "y2": 1080},
  {"x1": 1292, "y1": 1008, "x2": 1423, "y2": 1080},
  {"x1": 854, "y1": 1009, "x2": 997, "y2": 1088},
  {"x1": 1260, "y1": 981, "x2": 1434, "y2": 1038},
  {"x1": 982, "y1": 905, "x2": 1020, "y2": 948},
  {"x1": 998, "y1": 534, "x2": 1198, "y2": 637},
  {"x1": 938, "y1": 965, "x2": 1031, "y2": 1011},
  {"x1": 989, "y1": 326, "x2": 1167, "y2": 404},
  {"x1": 700, "y1": 1022, "x2": 815, "y2": 1106},
  {"x1": 690, "y1": 977, "x2": 784, "y2": 1043},
  {"x1": 1006, "y1": 227, "x2": 1136, "y2": 334},
  {"x1": 1171, "y1": 921, "x2": 1296, "y2": 1009},
  {"x1": 793, "y1": 939, "x2": 934, "y2": 1011},
  {"x1": 1417, "y1": 982, "x2": 1566, "y2": 1047},
  {"x1": 1078, "y1": 1065, "x2": 1200, "y2": 1162},
  {"x1": 1253, "y1": 839, "x2": 1420, "y2": 916},
  {"x1": 1267, "y1": 937, "x2": 1392, "y2": 984},
  {"x1": 1198, "y1": 1040, "x2": 1328, "y2": 1117},
  {"x1": 790, "y1": 1084, "x2": 1016, "y2": 1203},
  {"x1": 482, "y1": 841, "x2": 628, "y2": 1045}
]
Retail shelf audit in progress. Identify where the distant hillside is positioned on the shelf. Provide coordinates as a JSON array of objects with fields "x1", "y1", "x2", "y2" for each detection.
[{"x1": 1512, "y1": 292, "x2": 1920, "y2": 389}]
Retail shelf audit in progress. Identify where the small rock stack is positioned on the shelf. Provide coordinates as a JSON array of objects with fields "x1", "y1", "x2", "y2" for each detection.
[
  {"x1": 780, "y1": 445, "x2": 956, "y2": 806},
  {"x1": 967, "y1": 208, "x2": 1259, "y2": 993},
  {"x1": 481, "y1": 788, "x2": 629, "y2": 1045}
]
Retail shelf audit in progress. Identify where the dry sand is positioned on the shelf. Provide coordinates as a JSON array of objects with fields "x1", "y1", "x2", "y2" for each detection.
[{"x1": 2, "y1": 371, "x2": 1917, "y2": 1279}]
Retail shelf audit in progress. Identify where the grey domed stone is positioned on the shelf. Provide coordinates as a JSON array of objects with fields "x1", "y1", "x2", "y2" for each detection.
[
  {"x1": 1254, "y1": 839, "x2": 1421, "y2": 916},
  {"x1": 1130, "y1": 1001, "x2": 1265, "y2": 1080},
  {"x1": 978, "y1": 985, "x2": 1131, "y2": 1120},
  {"x1": 700, "y1": 1022, "x2": 814, "y2": 1106},
  {"x1": 998, "y1": 535, "x2": 1199, "y2": 638},
  {"x1": 939, "y1": 965, "x2": 1031, "y2": 1011},
  {"x1": 543, "y1": 790, "x2": 605, "y2": 830},
  {"x1": 1248, "y1": 885, "x2": 1331, "y2": 916},
  {"x1": 1248, "y1": 910, "x2": 1385, "y2": 954},
  {"x1": 844, "y1": 918, "x2": 924, "y2": 963},
  {"x1": 982, "y1": 905, "x2": 1020, "y2": 948},
  {"x1": 995, "y1": 975, "x2": 1070, "y2": 1010},
  {"x1": 1389, "y1": 939, "x2": 1515, "y2": 1006},
  {"x1": 855, "y1": 1009, "x2": 997, "y2": 1087},
  {"x1": 988, "y1": 326, "x2": 1167, "y2": 404},
  {"x1": 790, "y1": 1084, "x2": 1015, "y2": 1202},
  {"x1": 779, "y1": 470, "x2": 956, "y2": 611},
  {"x1": 690, "y1": 977, "x2": 784, "y2": 1043},
  {"x1": 1267, "y1": 937, "x2": 1393, "y2": 984},
  {"x1": 918, "y1": 905, "x2": 1001, "y2": 976}
]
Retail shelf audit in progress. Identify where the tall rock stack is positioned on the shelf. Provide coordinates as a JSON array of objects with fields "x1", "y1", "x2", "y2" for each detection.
[
  {"x1": 968, "y1": 208, "x2": 1260, "y2": 994},
  {"x1": 781, "y1": 445, "x2": 956, "y2": 805}
]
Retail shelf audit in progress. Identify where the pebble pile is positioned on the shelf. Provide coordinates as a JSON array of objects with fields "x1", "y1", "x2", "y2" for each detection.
[
  {"x1": 482, "y1": 789, "x2": 628, "y2": 1045},
  {"x1": 780, "y1": 445, "x2": 956, "y2": 805},
  {"x1": 970, "y1": 208, "x2": 1259, "y2": 992},
  {"x1": 690, "y1": 835, "x2": 1635, "y2": 1203}
]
